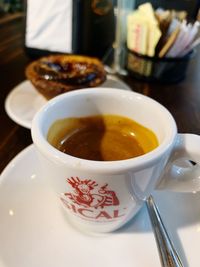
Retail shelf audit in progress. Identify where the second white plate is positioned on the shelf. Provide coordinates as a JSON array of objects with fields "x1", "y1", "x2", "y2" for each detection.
[{"x1": 5, "y1": 76, "x2": 132, "y2": 129}]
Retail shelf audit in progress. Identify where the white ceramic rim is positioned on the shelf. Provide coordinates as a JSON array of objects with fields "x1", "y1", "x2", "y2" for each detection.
[{"x1": 31, "y1": 88, "x2": 177, "y2": 174}]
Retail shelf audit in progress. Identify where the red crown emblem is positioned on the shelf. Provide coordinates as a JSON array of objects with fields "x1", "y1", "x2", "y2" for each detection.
[{"x1": 64, "y1": 177, "x2": 119, "y2": 209}]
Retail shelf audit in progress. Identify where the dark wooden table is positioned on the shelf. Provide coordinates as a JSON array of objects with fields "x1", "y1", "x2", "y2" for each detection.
[{"x1": 1, "y1": 16, "x2": 200, "y2": 173}]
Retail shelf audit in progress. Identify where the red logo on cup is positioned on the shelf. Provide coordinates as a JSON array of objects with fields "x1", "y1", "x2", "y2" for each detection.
[
  {"x1": 60, "y1": 177, "x2": 126, "y2": 221},
  {"x1": 64, "y1": 177, "x2": 119, "y2": 208}
]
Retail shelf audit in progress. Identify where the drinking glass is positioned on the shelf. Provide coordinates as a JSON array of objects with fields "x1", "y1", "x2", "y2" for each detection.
[{"x1": 105, "y1": 0, "x2": 135, "y2": 75}]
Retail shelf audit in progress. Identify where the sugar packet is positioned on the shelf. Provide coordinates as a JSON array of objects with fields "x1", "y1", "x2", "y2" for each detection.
[{"x1": 127, "y1": 3, "x2": 161, "y2": 57}]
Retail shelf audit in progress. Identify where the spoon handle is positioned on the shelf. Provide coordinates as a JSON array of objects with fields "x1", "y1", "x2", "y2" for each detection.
[{"x1": 146, "y1": 195, "x2": 184, "y2": 267}]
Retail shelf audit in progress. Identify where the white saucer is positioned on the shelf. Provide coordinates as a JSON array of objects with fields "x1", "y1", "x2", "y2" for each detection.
[
  {"x1": 0, "y1": 145, "x2": 200, "y2": 267},
  {"x1": 5, "y1": 76, "x2": 132, "y2": 129}
]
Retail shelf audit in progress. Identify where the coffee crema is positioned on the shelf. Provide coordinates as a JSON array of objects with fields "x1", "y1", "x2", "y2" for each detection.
[{"x1": 47, "y1": 114, "x2": 158, "y2": 161}]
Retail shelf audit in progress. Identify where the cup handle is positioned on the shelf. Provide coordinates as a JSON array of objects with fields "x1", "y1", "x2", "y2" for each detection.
[{"x1": 156, "y1": 134, "x2": 200, "y2": 192}]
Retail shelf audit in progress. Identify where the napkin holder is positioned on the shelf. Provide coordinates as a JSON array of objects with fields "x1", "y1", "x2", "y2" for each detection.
[{"x1": 25, "y1": 0, "x2": 115, "y2": 59}]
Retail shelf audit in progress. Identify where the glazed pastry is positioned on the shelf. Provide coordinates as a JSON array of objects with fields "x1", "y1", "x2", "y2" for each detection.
[{"x1": 25, "y1": 54, "x2": 106, "y2": 99}]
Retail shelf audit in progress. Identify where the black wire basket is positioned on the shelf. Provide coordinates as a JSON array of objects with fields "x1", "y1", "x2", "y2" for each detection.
[{"x1": 126, "y1": 49, "x2": 194, "y2": 84}]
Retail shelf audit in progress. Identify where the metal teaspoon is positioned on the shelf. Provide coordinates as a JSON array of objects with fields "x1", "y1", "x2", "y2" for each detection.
[{"x1": 146, "y1": 195, "x2": 184, "y2": 267}]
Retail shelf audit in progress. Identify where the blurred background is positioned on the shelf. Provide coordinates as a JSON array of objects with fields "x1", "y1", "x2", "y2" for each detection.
[
  {"x1": 136, "y1": 0, "x2": 199, "y2": 19},
  {"x1": 0, "y1": 0, "x2": 23, "y2": 17},
  {"x1": 0, "y1": 0, "x2": 199, "y2": 60},
  {"x1": 0, "y1": 0, "x2": 199, "y2": 20}
]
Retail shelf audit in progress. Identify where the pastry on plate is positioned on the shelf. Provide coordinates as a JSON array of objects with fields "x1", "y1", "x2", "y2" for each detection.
[{"x1": 25, "y1": 54, "x2": 106, "y2": 99}]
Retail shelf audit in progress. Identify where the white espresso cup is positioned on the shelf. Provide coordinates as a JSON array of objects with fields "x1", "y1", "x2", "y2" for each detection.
[{"x1": 31, "y1": 88, "x2": 200, "y2": 233}]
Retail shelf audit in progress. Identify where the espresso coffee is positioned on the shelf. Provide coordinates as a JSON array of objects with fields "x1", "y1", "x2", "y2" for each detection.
[{"x1": 47, "y1": 114, "x2": 158, "y2": 161}]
